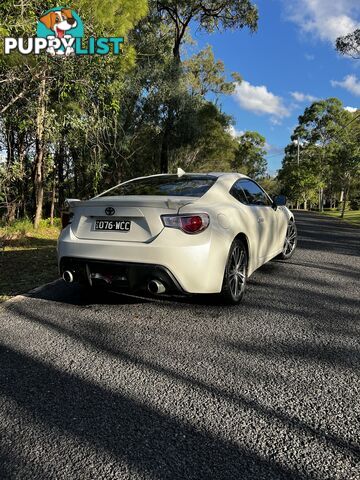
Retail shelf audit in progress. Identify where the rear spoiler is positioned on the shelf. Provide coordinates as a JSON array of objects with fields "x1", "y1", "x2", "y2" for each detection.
[{"x1": 64, "y1": 198, "x2": 81, "y2": 208}]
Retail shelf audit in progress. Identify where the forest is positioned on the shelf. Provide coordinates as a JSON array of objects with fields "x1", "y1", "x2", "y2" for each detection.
[{"x1": 0, "y1": 0, "x2": 359, "y2": 228}]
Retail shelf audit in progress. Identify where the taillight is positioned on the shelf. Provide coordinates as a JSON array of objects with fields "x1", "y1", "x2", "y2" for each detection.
[
  {"x1": 61, "y1": 211, "x2": 73, "y2": 229},
  {"x1": 161, "y1": 214, "x2": 210, "y2": 234}
]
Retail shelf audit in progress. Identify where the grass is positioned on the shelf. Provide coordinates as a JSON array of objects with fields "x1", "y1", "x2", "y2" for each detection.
[
  {"x1": 0, "y1": 219, "x2": 61, "y2": 303},
  {"x1": 319, "y1": 209, "x2": 360, "y2": 226}
]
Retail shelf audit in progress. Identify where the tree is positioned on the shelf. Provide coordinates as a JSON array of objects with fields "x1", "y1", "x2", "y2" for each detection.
[
  {"x1": 0, "y1": 0, "x2": 148, "y2": 227},
  {"x1": 330, "y1": 112, "x2": 360, "y2": 217},
  {"x1": 279, "y1": 98, "x2": 360, "y2": 213},
  {"x1": 185, "y1": 45, "x2": 236, "y2": 97},
  {"x1": 154, "y1": 0, "x2": 258, "y2": 173},
  {"x1": 291, "y1": 98, "x2": 345, "y2": 211},
  {"x1": 155, "y1": 0, "x2": 258, "y2": 61},
  {"x1": 336, "y1": 29, "x2": 360, "y2": 59},
  {"x1": 278, "y1": 144, "x2": 321, "y2": 210},
  {"x1": 259, "y1": 176, "x2": 280, "y2": 198},
  {"x1": 232, "y1": 131, "x2": 267, "y2": 179}
]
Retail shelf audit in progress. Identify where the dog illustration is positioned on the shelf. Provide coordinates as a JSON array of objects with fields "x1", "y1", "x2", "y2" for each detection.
[
  {"x1": 40, "y1": 9, "x2": 77, "y2": 39},
  {"x1": 39, "y1": 9, "x2": 77, "y2": 55}
]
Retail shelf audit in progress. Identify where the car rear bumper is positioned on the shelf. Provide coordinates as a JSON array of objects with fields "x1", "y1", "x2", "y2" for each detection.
[
  {"x1": 60, "y1": 257, "x2": 184, "y2": 294},
  {"x1": 57, "y1": 225, "x2": 229, "y2": 294}
]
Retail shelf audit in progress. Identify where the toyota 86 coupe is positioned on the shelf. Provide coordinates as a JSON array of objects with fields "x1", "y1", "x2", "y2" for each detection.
[{"x1": 58, "y1": 171, "x2": 297, "y2": 304}]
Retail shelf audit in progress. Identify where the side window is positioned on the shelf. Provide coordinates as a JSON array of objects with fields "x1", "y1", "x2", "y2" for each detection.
[
  {"x1": 239, "y1": 180, "x2": 272, "y2": 206},
  {"x1": 230, "y1": 181, "x2": 249, "y2": 205}
]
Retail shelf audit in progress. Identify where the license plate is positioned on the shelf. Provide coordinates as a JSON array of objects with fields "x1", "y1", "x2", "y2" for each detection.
[{"x1": 95, "y1": 220, "x2": 131, "y2": 232}]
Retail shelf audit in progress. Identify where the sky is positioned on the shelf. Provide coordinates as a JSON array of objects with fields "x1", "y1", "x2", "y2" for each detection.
[{"x1": 190, "y1": 0, "x2": 360, "y2": 174}]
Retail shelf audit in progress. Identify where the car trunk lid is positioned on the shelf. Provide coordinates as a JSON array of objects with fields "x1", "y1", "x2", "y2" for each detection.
[{"x1": 70, "y1": 196, "x2": 197, "y2": 243}]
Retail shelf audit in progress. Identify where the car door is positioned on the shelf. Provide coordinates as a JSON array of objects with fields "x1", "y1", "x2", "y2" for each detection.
[
  {"x1": 272, "y1": 203, "x2": 289, "y2": 250},
  {"x1": 231, "y1": 179, "x2": 278, "y2": 261}
]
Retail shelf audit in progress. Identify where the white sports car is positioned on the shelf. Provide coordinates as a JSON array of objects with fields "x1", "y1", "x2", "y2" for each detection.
[{"x1": 58, "y1": 172, "x2": 297, "y2": 304}]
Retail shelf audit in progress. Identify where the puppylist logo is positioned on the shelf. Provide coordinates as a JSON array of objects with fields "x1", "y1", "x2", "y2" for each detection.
[{"x1": 4, "y1": 7, "x2": 124, "y2": 56}]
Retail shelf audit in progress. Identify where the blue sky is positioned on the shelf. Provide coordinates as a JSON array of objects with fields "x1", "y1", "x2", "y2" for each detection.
[{"x1": 190, "y1": 0, "x2": 360, "y2": 174}]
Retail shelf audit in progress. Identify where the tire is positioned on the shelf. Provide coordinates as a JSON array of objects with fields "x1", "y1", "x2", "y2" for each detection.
[
  {"x1": 219, "y1": 238, "x2": 248, "y2": 305},
  {"x1": 278, "y1": 219, "x2": 297, "y2": 260}
]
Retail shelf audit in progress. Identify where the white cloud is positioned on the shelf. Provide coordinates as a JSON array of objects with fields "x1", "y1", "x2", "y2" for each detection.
[
  {"x1": 344, "y1": 106, "x2": 358, "y2": 112},
  {"x1": 233, "y1": 81, "x2": 290, "y2": 121},
  {"x1": 227, "y1": 125, "x2": 245, "y2": 138},
  {"x1": 331, "y1": 74, "x2": 360, "y2": 96},
  {"x1": 283, "y1": 0, "x2": 359, "y2": 43},
  {"x1": 290, "y1": 91, "x2": 318, "y2": 102},
  {"x1": 304, "y1": 53, "x2": 315, "y2": 60}
]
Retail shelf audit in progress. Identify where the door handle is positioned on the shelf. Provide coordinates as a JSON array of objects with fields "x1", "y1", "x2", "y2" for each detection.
[{"x1": 258, "y1": 217, "x2": 264, "y2": 224}]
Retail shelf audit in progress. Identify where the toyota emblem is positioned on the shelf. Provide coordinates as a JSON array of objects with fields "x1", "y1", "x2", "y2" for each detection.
[{"x1": 105, "y1": 207, "x2": 115, "y2": 216}]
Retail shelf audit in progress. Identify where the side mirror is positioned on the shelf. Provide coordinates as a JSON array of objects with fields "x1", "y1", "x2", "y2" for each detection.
[{"x1": 273, "y1": 195, "x2": 287, "y2": 207}]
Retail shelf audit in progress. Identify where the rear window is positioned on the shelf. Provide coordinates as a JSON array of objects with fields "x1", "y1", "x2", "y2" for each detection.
[{"x1": 100, "y1": 175, "x2": 217, "y2": 198}]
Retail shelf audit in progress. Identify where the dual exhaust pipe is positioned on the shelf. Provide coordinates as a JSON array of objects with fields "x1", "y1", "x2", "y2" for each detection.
[
  {"x1": 147, "y1": 279, "x2": 166, "y2": 294},
  {"x1": 63, "y1": 270, "x2": 166, "y2": 294},
  {"x1": 62, "y1": 271, "x2": 74, "y2": 284}
]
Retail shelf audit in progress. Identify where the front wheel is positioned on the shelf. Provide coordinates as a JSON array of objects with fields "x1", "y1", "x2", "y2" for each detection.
[
  {"x1": 219, "y1": 239, "x2": 248, "y2": 305},
  {"x1": 278, "y1": 219, "x2": 297, "y2": 260}
]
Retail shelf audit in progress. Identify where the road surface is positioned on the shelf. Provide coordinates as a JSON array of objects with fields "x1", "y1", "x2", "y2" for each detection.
[{"x1": 0, "y1": 212, "x2": 359, "y2": 479}]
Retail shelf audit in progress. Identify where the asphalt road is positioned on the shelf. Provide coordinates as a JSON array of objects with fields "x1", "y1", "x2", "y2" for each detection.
[{"x1": 0, "y1": 211, "x2": 359, "y2": 480}]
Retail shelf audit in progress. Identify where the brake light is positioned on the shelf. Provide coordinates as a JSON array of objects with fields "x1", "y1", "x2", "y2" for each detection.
[
  {"x1": 161, "y1": 214, "x2": 210, "y2": 234},
  {"x1": 61, "y1": 211, "x2": 73, "y2": 229}
]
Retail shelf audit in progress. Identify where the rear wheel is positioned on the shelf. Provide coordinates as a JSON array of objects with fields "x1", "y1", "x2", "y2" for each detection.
[
  {"x1": 219, "y1": 239, "x2": 248, "y2": 305},
  {"x1": 278, "y1": 219, "x2": 297, "y2": 260}
]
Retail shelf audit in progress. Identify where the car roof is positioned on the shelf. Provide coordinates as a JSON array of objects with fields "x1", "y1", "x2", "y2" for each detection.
[{"x1": 133, "y1": 172, "x2": 249, "y2": 180}]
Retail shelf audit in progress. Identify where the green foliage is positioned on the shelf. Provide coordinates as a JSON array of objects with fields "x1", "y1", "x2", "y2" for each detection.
[
  {"x1": 0, "y1": 217, "x2": 61, "y2": 235},
  {"x1": 258, "y1": 177, "x2": 280, "y2": 198},
  {"x1": 232, "y1": 131, "x2": 267, "y2": 179},
  {"x1": 77, "y1": 0, "x2": 148, "y2": 37},
  {"x1": 278, "y1": 98, "x2": 360, "y2": 210},
  {"x1": 167, "y1": 101, "x2": 236, "y2": 172},
  {"x1": 0, "y1": 218, "x2": 33, "y2": 235},
  {"x1": 185, "y1": 46, "x2": 236, "y2": 96}
]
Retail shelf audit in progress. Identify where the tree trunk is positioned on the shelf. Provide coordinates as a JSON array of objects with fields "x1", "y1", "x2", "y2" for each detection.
[
  {"x1": 6, "y1": 202, "x2": 17, "y2": 224},
  {"x1": 71, "y1": 148, "x2": 79, "y2": 196},
  {"x1": 160, "y1": 126, "x2": 170, "y2": 173},
  {"x1": 56, "y1": 140, "x2": 65, "y2": 210},
  {"x1": 5, "y1": 120, "x2": 16, "y2": 223},
  {"x1": 18, "y1": 133, "x2": 26, "y2": 218},
  {"x1": 33, "y1": 75, "x2": 47, "y2": 230},
  {"x1": 318, "y1": 187, "x2": 324, "y2": 212},
  {"x1": 340, "y1": 184, "x2": 349, "y2": 219},
  {"x1": 50, "y1": 173, "x2": 56, "y2": 226}
]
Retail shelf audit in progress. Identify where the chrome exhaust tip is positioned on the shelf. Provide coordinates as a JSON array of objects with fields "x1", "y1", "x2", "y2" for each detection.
[
  {"x1": 148, "y1": 280, "x2": 166, "y2": 294},
  {"x1": 63, "y1": 271, "x2": 74, "y2": 284}
]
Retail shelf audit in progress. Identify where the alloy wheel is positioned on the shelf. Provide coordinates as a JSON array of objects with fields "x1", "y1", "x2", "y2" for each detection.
[
  {"x1": 283, "y1": 221, "x2": 297, "y2": 256},
  {"x1": 228, "y1": 245, "x2": 247, "y2": 299}
]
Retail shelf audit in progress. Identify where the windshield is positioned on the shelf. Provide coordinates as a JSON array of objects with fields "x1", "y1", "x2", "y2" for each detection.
[{"x1": 99, "y1": 175, "x2": 217, "y2": 198}]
